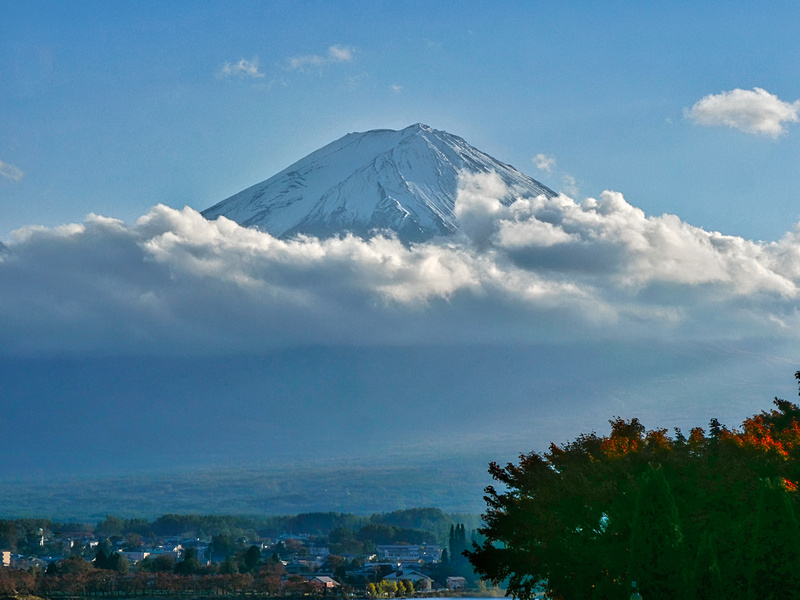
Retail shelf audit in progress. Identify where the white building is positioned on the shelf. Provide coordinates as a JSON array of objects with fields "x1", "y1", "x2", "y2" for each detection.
[
  {"x1": 375, "y1": 544, "x2": 442, "y2": 562},
  {"x1": 383, "y1": 569, "x2": 434, "y2": 591}
]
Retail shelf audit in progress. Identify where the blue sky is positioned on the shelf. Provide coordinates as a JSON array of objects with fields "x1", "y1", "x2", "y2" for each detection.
[
  {"x1": 3, "y1": 2, "x2": 800, "y2": 487},
  {"x1": 4, "y1": 1, "x2": 800, "y2": 241}
]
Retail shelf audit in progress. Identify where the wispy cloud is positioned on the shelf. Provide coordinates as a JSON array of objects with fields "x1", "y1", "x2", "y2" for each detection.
[
  {"x1": 287, "y1": 45, "x2": 354, "y2": 71},
  {"x1": 532, "y1": 153, "x2": 556, "y2": 173},
  {"x1": 390, "y1": 84, "x2": 403, "y2": 94},
  {"x1": 218, "y1": 58, "x2": 265, "y2": 79},
  {"x1": 686, "y1": 87, "x2": 800, "y2": 137},
  {"x1": 0, "y1": 158, "x2": 24, "y2": 182},
  {"x1": 561, "y1": 174, "x2": 578, "y2": 197},
  {"x1": 327, "y1": 45, "x2": 353, "y2": 62}
]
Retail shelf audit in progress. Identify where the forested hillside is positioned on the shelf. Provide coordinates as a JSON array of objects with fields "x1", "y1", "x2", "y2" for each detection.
[{"x1": 1, "y1": 507, "x2": 481, "y2": 552}]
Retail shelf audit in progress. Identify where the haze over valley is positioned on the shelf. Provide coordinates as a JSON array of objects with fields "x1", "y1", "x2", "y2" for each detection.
[{"x1": 3, "y1": 2, "x2": 800, "y2": 519}]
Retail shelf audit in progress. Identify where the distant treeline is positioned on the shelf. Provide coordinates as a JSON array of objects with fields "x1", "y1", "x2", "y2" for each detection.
[{"x1": 1, "y1": 507, "x2": 481, "y2": 551}]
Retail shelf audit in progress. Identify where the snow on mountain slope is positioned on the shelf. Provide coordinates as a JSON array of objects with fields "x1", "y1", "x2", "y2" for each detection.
[{"x1": 202, "y1": 124, "x2": 556, "y2": 242}]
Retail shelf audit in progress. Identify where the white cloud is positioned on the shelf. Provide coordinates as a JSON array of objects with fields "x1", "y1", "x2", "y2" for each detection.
[
  {"x1": 390, "y1": 84, "x2": 403, "y2": 93},
  {"x1": 532, "y1": 153, "x2": 556, "y2": 173},
  {"x1": 0, "y1": 158, "x2": 24, "y2": 182},
  {"x1": 327, "y1": 45, "x2": 353, "y2": 62},
  {"x1": 686, "y1": 87, "x2": 800, "y2": 137},
  {"x1": 4, "y1": 174, "x2": 800, "y2": 357},
  {"x1": 218, "y1": 57, "x2": 265, "y2": 79},
  {"x1": 562, "y1": 174, "x2": 579, "y2": 197},
  {"x1": 287, "y1": 45, "x2": 354, "y2": 71}
]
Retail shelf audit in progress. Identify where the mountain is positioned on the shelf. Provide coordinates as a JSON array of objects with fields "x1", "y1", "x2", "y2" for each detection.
[{"x1": 202, "y1": 124, "x2": 556, "y2": 242}]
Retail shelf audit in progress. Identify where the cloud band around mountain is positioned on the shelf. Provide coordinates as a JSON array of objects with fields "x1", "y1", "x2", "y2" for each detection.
[{"x1": 2, "y1": 172, "x2": 800, "y2": 356}]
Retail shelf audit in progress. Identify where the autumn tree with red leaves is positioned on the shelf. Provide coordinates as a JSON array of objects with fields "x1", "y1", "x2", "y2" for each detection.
[{"x1": 467, "y1": 371, "x2": 800, "y2": 600}]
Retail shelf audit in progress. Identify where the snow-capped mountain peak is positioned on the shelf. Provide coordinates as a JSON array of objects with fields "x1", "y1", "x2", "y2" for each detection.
[{"x1": 202, "y1": 124, "x2": 556, "y2": 241}]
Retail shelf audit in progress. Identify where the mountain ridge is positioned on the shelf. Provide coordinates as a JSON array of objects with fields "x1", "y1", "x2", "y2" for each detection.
[{"x1": 202, "y1": 124, "x2": 556, "y2": 241}]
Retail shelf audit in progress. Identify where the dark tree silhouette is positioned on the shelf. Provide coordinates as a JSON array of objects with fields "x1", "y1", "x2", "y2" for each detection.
[{"x1": 467, "y1": 373, "x2": 800, "y2": 600}]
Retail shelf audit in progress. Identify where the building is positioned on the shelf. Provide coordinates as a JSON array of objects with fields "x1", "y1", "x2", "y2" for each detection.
[
  {"x1": 119, "y1": 551, "x2": 150, "y2": 562},
  {"x1": 383, "y1": 569, "x2": 434, "y2": 591},
  {"x1": 447, "y1": 576, "x2": 467, "y2": 589},
  {"x1": 309, "y1": 576, "x2": 341, "y2": 589},
  {"x1": 375, "y1": 544, "x2": 442, "y2": 562}
]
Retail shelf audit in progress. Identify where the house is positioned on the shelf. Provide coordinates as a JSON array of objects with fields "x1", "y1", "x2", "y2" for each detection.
[
  {"x1": 447, "y1": 576, "x2": 467, "y2": 589},
  {"x1": 284, "y1": 558, "x2": 321, "y2": 574},
  {"x1": 375, "y1": 544, "x2": 442, "y2": 562},
  {"x1": 119, "y1": 550, "x2": 150, "y2": 562},
  {"x1": 149, "y1": 547, "x2": 181, "y2": 562},
  {"x1": 309, "y1": 575, "x2": 341, "y2": 589},
  {"x1": 10, "y1": 555, "x2": 48, "y2": 570},
  {"x1": 383, "y1": 569, "x2": 434, "y2": 591},
  {"x1": 351, "y1": 563, "x2": 396, "y2": 584},
  {"x1": 305, "y1": 544, "x2": 330, "y2": 557}
]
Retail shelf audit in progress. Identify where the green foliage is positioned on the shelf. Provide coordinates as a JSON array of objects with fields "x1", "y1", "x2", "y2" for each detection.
[
  {"x1": 209, "y1": 532, "x2": 236, "y2": 559},
  {"x1": 748, "y1": 479, "x2": 800, "y2": 599},
  {"x1": 467, "y1": 380, "x2": 800, "y2": 600},
  {"x1": 286, "y1": 512, "x2": 365, "y2": 535},
  {"x1": 691, "y1": 532, "x2": 724, "y2": 600},
  {"x1": 357, "y1": 522, "x2": 434, "y2": 546},
  {"x1": 96, "y1": 514, "x2": 125, "y2": 538},
  {"x1": 219, "y1": 555, "x2": 239, "y2": 574},
  {"x1": 243, "y1": 544, "x2": 261, "y2": 572},
  {"x1": 628, "y1": 464, "x2": 686, "y2": 598},
  {"x1": 0, "y1": 521, "x2": 19, "y2": 551},
  {"x1": 174, "y1": 546, "x2": 202, "y2": 575},
  {"x1": 152, "y1": 554, "x2": 176, "y2": 572},
  {"x1": 94, "y1": 545, "x2": 110, "y2": 569},
  {"x1": 59, "y1": 555, "x2": 91, "y2": 574},
  {"x1": 378, "y1": 579, "x2": 397, "y2": 596},
  {"x1": 444, "y1": 523, "x2": 478, "y2": 584},
  {"x1": 107, "y1": 552, "x2": 130, "y2": 573}
]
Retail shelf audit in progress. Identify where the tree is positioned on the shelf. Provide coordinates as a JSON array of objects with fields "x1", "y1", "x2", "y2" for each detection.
[
  {"x1": 209, "y1": 532, "x2": 236, "y2": 560},
  {"x1": 59, "y1": 555, "x2": 91, "y2": 575},
  {"x1": 96, "y1": 515, "x2": 125, "y2": 538},
  {"x1": 243, "y1": 544, "x2": 261, "y2": 572},
  {"x1": 107, "y1": 552, "x2": 130, "y2": 574},
  {"x1": 748, "y1": 478, "x2": 800, "y2": 599},
  {"x1": 628, "y1": 464, "x2": 686, "y2": 599},
  {"x1": 220, "y1": 556, "x2": 239, "y2": 574},
  {"x1": 94, "y1": 546, "x2": 110, "y2": 570},
  {"x1": 449, "y1": 523, "x2": 467, "y2": 558},
  {"x1": 378, "y1": 579, "x2": 397, "y2": 597},
  {"x1": 690, "y1": 532, "x2": 724, "y2": 600},
  {"x1": 175, "y1": 547, "x2": 202, "y2": 575},
  {"x1": 153, "y1": 554, "x2": 176, "y2": 572},
  {"x1": 0, "y1": 522, "x2": 19, "y2": 551},
  {"x1": 467, "y1": 374, "x2": 800, "y2": 600}
]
